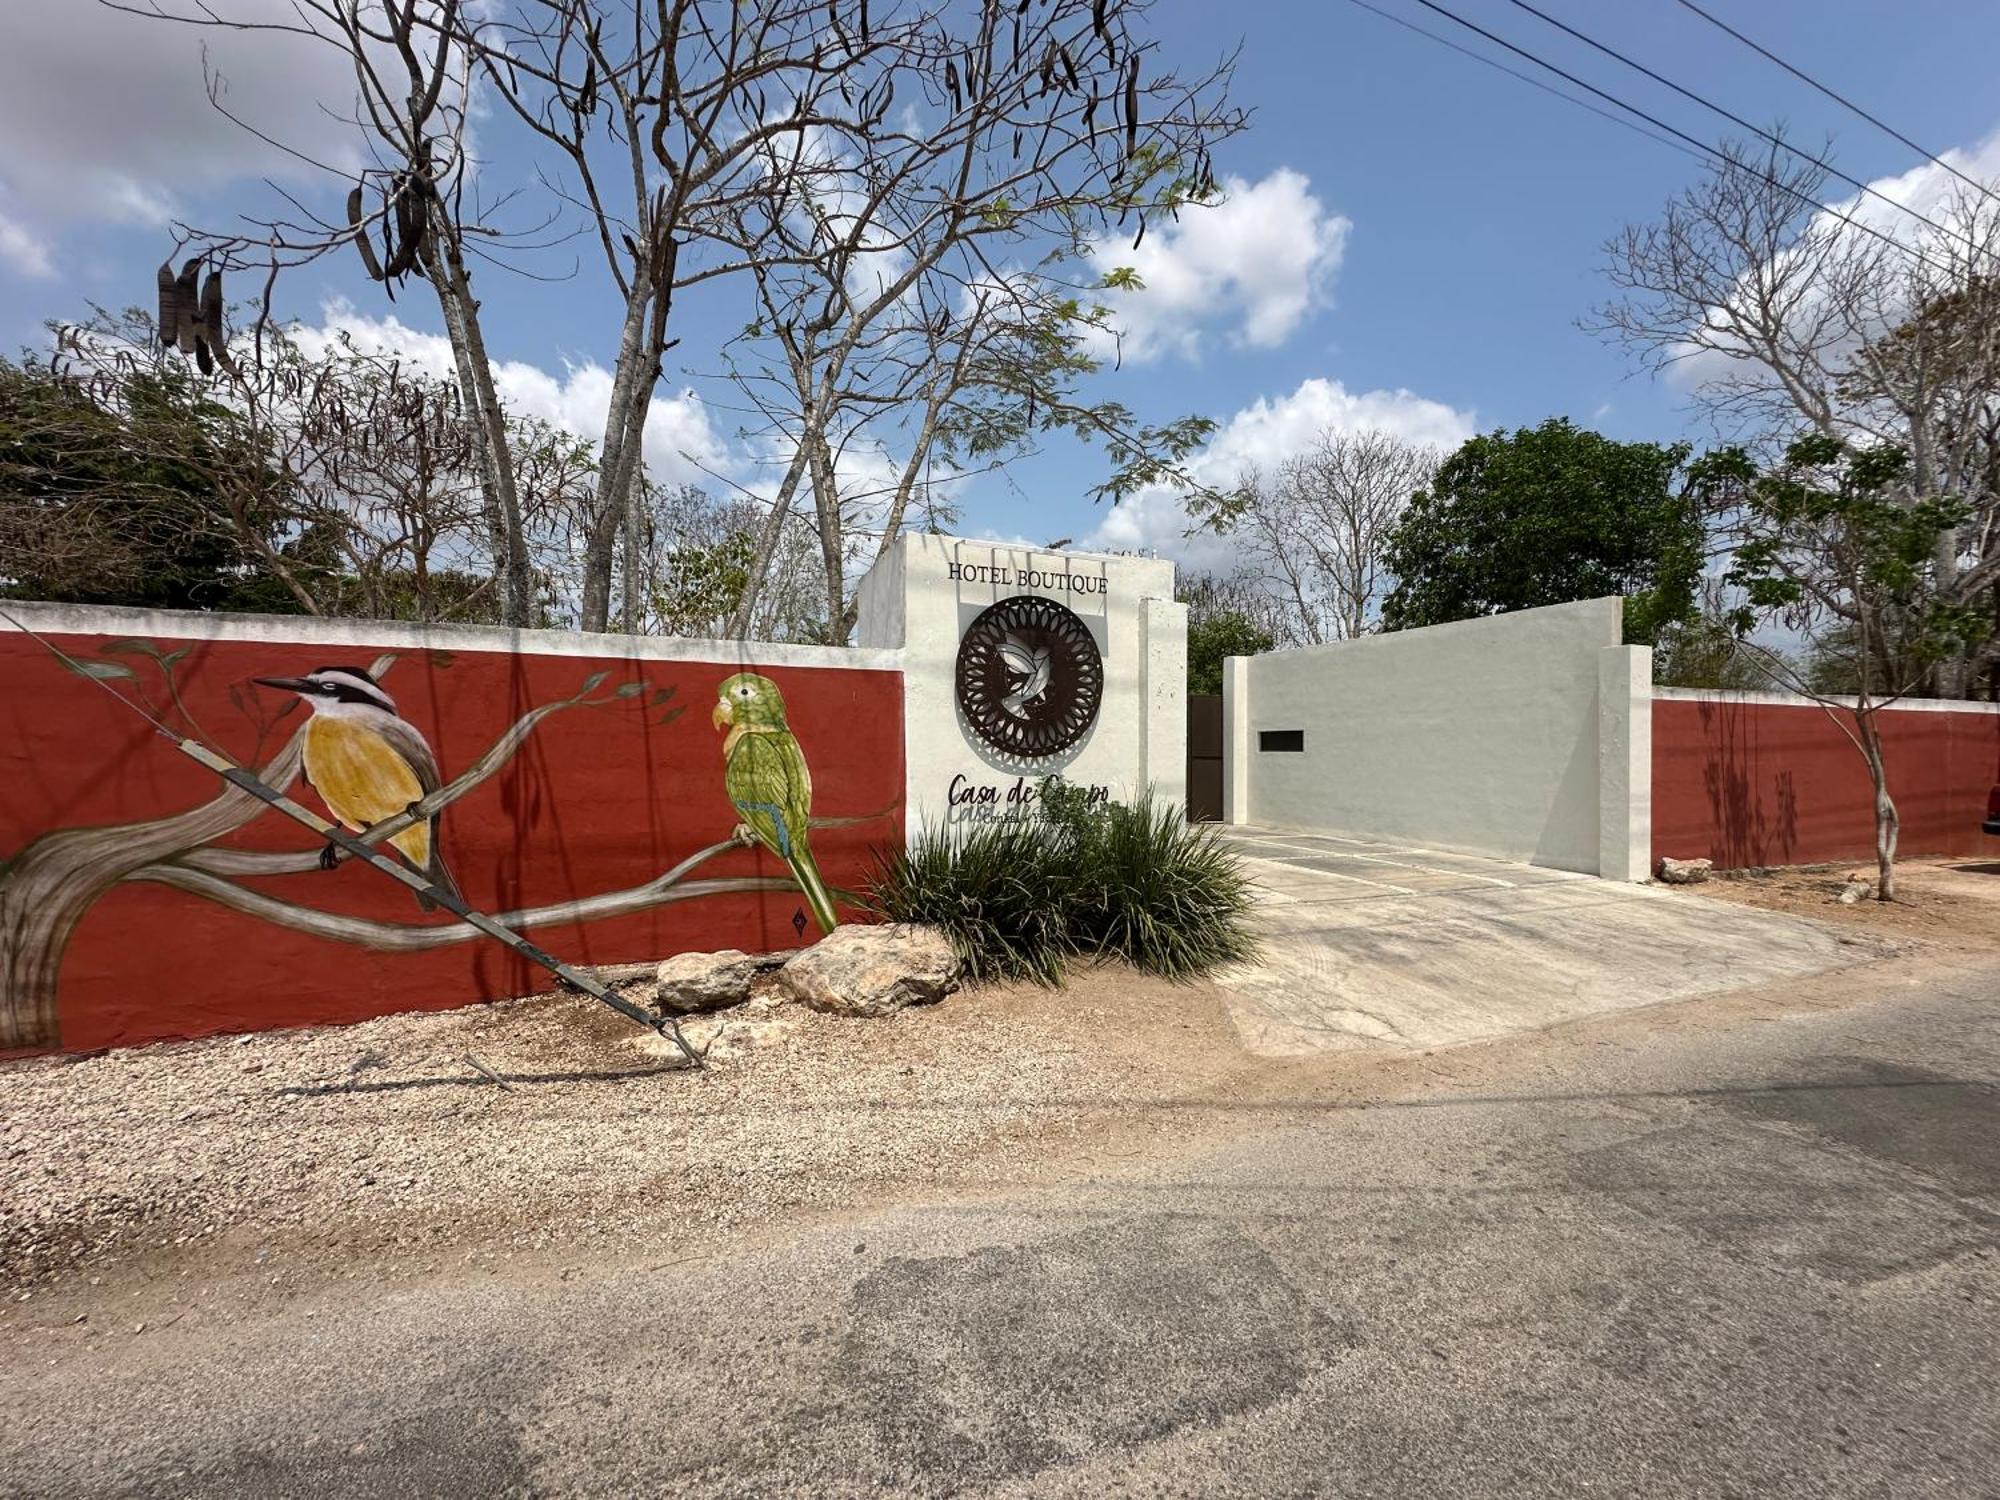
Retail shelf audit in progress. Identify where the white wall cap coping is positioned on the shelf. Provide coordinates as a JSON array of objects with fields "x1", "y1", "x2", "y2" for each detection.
[
  {"x1": 1252, "y1": 596, "x2": 1625, "y2": 660},
  {"x1": 1654, "y1": 685, "x2": 2000, "y2": 717},
  {"x1": 0, "y1": 599, "x2": 904, "y2": 674}
]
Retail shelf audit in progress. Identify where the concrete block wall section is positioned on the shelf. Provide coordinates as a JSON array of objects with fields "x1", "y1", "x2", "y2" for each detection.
[
  {"x1": 1, "y1": 533, "x2": 1188, "y2": 1051},
  {"x1": 1598, "y1": 645, "x2": 1654, "y2": 882},
  {"x1": 0, "y1": 601, "x2": 906, "y2": 1053},
  {"x1": 1221, "y1": 598, "x2": 1639, "y2": 877},
  {"x1": 1652, "y1": 688, "x2": 2000, "y2": 868}
]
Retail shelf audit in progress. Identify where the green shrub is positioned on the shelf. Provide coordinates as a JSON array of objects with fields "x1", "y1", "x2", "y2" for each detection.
[
  {"x1": 1078, "y1": 794, "x2": 1258, "y2": 979},
  {"x1": 865, "y1": 784, "x2": 1255, "y2": 985},
  {"x1": 864, "y1": 819, "x2": 1075, "y2": 984}
]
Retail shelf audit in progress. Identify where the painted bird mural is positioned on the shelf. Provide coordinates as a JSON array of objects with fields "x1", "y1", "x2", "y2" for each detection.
[
  {"x1": 253, "y1": 667, "x2": 460, "y2": 911},
  {"x1": 712, "y1": 672, "x2": 838, "y2": 934}
]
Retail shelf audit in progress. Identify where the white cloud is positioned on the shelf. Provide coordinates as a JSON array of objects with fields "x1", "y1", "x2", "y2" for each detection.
[
  {"x1": 291, "y1": 301, "x2": 733, "y2": 486},
  {"x1": 1087, "y1": 375, "x2": 1476, "y2": 566},
  {"x1": 1670, "y1": 125, "x2": 2000, "y2": 395},
  {"x1": 1085, "y1": 168, "x2": 1349, "y2": 363},
  {"x1": 0, "y1": 2, "x2": 364, "y2": 249},
  {"x1": 1825, "y1": 125, "x2": 2000, "y2": 245},
  {"x1": 0, "y1": 213, "x2": 54, "y2": 279}
]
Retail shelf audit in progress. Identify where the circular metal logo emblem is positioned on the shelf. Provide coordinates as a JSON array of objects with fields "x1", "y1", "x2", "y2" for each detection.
[{"x1": 955, "y1": 595, "x2": 1104, "y2": 759}]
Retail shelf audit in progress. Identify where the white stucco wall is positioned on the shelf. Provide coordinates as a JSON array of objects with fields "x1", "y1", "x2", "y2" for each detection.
[
  {"x1": 854, "y1": 533, "x2": 1184, "y2": 836},
  {"x1": 1226, "y1": 597, "x2": 1629, "y2": 874}
]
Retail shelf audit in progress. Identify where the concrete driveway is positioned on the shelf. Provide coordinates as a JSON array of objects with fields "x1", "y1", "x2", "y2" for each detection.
[{"x1": 1213, "y1": 825, "x2": 1883, "y2": 1055}]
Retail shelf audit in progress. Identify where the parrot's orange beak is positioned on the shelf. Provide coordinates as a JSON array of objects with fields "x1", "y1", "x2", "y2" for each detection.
[{"x1": 711, "y1": 700, "x2": 733, "y2": 731}]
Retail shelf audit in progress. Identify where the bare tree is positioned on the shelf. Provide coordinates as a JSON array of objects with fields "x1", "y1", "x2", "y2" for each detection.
[
  {"x1": 1231, "y1": 428, "x2": 1441, "y2": 644},
  {"x1": 460, "y1": 0, "x2": 958, "y2": 632},
  {"x1": 709, "y1": 0, "x2": 1243, "y2": 641},
  {"x1": 1178, "y1": 569, "x2": 1296, "y2": 650},
  {"x1": 1594, "y1": 129, "x2": 2000, "y2": 695},
  {"x1": 22, "y1": 311, "x2": 570, "y2": 624},
  {"x1": 103, "y1": 0, "x2": 1242, "y2": 642},
  {"x1": 106, "y1": 0, "x2": 541, "y2": 628}
]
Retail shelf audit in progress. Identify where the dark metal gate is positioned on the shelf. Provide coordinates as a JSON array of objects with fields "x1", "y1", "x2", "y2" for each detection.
[{"x1": 1187, "y1": 692, "x2": 1223, "y2": 822}]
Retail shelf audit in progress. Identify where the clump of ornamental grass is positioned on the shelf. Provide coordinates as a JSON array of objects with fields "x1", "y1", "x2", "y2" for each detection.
[{"x1": 865, "y1": 781, "x2": 1255, "y2": 985}]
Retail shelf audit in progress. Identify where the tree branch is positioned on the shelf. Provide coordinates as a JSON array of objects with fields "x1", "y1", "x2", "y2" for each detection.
[{"x1": 128, "y1": 835, "x2": 804, "y2": 952}]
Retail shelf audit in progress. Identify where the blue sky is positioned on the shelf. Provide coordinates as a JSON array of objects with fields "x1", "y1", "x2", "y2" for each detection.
[{"x1": 7, "y1": 0, "x2": 2000, "y2": 569}]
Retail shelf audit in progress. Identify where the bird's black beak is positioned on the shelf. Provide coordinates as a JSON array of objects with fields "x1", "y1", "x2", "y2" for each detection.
[{"x1": 252, "y1": 675, "x2": 312, "y2": 694}]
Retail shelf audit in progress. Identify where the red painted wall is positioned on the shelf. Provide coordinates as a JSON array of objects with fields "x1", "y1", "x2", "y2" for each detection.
[
  {"x1": 0, "y1": 629, "x2": 903, "y2": 1053},
  {"x1": 1652, "y1": 694, "x2": 2000, "y2": 870}
]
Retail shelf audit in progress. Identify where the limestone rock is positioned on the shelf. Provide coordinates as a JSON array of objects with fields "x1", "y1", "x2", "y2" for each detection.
[
  {"x1": 688, "y1": 1009, "x2": 802, "y2": 1061},
  {"x1": 1656, "y1": 857, "x2": 1714, "y2": 885},
  {"x1": 653, "y1": 949, "x2": 768, "y2": 1014},
  {"x1": 777, "y1": 924, "x2": 962, "y2": 1018}
]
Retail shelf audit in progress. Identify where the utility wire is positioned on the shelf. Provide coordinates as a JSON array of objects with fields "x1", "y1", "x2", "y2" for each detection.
[
  {"x1": 1342, "y1": 0, "x2": 1706, "y2": 164},
  {"x1": 1502, "y1": 0, "x2": 1992, "y2": 264},
  {"x1": 1672, "y1": 0, "x2": 2000, "y2": 211},
  {"x1": 1392, "y1": 0, "x2": 1956, "y2": 282}
]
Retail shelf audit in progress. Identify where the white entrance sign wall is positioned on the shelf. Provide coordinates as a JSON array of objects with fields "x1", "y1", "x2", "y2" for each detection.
[
  {"x1": 1223, "y1": 596, "x2": 1652, "y2": 878},
  {"x1": 854, "y1": 534, "x2": 1187, "y2": 837}
]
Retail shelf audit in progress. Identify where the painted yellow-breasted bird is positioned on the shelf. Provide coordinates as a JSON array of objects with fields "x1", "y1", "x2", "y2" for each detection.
[
  {"x1": 712, "y1": 672, "x2": 838, "y2": 934},
  {"x1": 254, "y1": 666, "x2": 460, "y2": 910}
]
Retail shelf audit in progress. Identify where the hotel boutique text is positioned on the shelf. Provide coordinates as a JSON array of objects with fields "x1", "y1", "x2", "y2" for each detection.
[{"x1": 946, "y1": 560, "x2": 1108, "y2": 597}]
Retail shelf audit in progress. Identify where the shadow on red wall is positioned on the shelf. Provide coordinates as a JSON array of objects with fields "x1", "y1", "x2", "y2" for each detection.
[
  {"x1": 0, "y1": 632, "x2": 903, "y2": 1053},
  {"x1": 1653, "y1": 696, "x2": 2000, "y2": 870}
]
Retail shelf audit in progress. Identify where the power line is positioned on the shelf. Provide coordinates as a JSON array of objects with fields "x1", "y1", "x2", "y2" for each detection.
[
  {"x1": 1502, "y1": 0, "x2": 1991, "y2": 265},
  {"x1": 1341, "y1": 0, "x2": 1706, "y2": 165},
  {"x1": 1390, "y1": 0, "x2": 1956, "y2": 282},
  {"x1": 1672, "y1": 0, "x2": 2000, "y2": 211}
]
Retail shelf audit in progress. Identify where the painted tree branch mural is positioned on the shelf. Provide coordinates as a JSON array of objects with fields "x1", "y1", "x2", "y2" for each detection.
[{"x1": 0, "y1": 643, "x2": 883, "y2": 1051}]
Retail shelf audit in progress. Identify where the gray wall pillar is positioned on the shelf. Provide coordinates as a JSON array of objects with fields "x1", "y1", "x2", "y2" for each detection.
[
  {"x1": 1221, "y1": 655, "x2": 1251, "y2": 825},
  {"x1": 1597, "y1": 644, "x2": 1653, "y2": 882}
]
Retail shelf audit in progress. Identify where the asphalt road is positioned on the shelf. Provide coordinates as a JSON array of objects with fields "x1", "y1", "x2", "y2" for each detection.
[{"x1": 7, "y1": 952, "x2": 2000, "y2": 1498}]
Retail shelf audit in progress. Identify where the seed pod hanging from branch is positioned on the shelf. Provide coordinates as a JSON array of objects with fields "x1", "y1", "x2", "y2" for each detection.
[
  {"x1": 196, "y1": 267, "x2": 228, "y2": 375},
  {"x1": 348, "y1": 186, "x2": 386, "y2": 281},
  {"x1": 1123, "y1": 54, "x2": 1139, "y2": 160}
]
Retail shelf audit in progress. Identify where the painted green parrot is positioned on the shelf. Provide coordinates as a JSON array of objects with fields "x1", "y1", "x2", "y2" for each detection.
[{"x1": 712, "y1": 672, "x2": 839, "y2": 934}]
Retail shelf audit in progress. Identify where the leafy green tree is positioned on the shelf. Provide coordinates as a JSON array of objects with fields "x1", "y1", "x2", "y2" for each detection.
[
  {"x1": 1381, "y1": 418, "x2": 1706, "y2": 643},
  {"x1": 1179, "y1": 571, "x2": 1282, "y2": 692},
  {"x1": 1652, "y1": 612, "x2": 1775, "y2": 691},
  {"x1": 652, "y1": 533, "x2": 755, "y2": 638},
  {"x1": 0, "y1": 356, "x2": 291, "y2": 611},
  {"x1": 1186, "y1": 610, "x2": 1274, "y2": 695},
  {"x1": 1717, "y1": 435, "x2": 1981, "y2": 899}
]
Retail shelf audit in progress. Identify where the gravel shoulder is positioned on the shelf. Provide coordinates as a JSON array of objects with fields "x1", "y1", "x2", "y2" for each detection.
[
  {"x1": 7, "y1": 860, "x2": 1991, "y2": 1318},
  {"x1": 0, "y1": 963, "x2": 1253, "y2": 1300},
  {"x1": 1682, "y1": 855, "x2": 2000, "y2": 951}
]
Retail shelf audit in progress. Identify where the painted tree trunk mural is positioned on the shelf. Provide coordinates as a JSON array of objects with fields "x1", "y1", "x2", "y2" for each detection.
[
  {"x1": 0, "y1": 628, "x2": 903, "y2": 1052},
  {"x1": 0, "y1": 743, "x2": 311, "y2": 1051}
]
